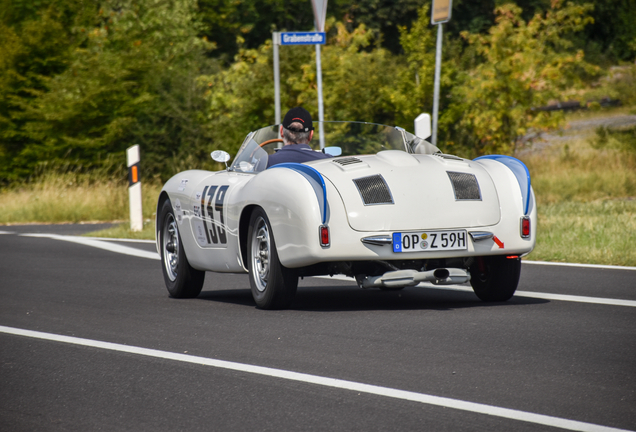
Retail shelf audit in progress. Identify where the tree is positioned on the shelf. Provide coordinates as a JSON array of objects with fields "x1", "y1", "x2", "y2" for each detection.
[
  {"x1": 318, "y1": 21, "x2": 401, "y2": 124},
  {"x1": 391, "y1": 4, "x2": 448, "y2": 132},
  {"x1": 444, "y1": 1, "x2": 599, "y2": 156},
  {"x1": 0, "y1": 1, "x2": 90, "y2": 182},
  {"x1": 331, "y1": 0, "x2": 427, "y2": 54},
  {"x1": 5, "y1": 0, "x2": 214, "y2": 181},
  {"x1": 197, "y1": 0, "x2": 316, "y2": 62},
  {"x1": 200, "y1": 18, "x2": 404, "y2": 157}
]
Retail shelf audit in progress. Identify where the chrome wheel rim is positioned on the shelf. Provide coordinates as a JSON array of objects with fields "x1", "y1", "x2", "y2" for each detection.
[
  {"x1": 251, "y1": 216, "x2": 270, "y2": 293},
  {"x1": 163, "y1": 213, "x2": 179, "y2": 282}
]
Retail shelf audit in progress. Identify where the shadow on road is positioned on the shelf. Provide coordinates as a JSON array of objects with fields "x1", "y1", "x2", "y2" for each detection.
[{"x1": 196, "y1": 284, "x2": 548, "y2": 312}]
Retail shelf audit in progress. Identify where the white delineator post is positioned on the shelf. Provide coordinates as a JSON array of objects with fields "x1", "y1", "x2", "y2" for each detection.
[{"x1": 126, "y1": 145, "x2": 143, "y2": 232}]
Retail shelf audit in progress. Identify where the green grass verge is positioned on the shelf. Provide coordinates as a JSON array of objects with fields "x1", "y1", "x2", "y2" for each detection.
[{"x1": 527, "y1": 200, "x2": 636, "y2": 266}]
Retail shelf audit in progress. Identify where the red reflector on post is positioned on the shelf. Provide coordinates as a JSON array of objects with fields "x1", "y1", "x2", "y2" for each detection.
[
  {"x1": 319, "y1": 225, "x2": 330, "y2": 247},
  {"x1": 521, "y1": 216, "x2": 530, "y2": 238}
]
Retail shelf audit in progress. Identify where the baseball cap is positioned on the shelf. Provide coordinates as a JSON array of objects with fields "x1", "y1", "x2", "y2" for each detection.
[{"x1": 282, "y1": 107, "x2": 313, "y2": 132}]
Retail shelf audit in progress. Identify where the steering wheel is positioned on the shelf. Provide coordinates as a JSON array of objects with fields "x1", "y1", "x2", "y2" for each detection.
[
  {"x1": 259, "y1": 138, "x2": 283, "y2": 147},
  {"x1": 247, "y1": 138, "x2": 284, "y2": 162}
]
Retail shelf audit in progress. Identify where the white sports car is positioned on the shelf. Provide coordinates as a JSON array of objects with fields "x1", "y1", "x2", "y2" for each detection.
[{"x1": 156, "y1": 121, "x2": 536, "y2": 309}]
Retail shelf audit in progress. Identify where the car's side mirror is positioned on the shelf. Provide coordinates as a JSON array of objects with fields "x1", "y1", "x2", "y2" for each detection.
[
  {"x1": 211, "y1": 150, "x2": 231, "y2": 169},
  {"x1": 323, "y1": 146, "x2": 342, "y2": 157}
]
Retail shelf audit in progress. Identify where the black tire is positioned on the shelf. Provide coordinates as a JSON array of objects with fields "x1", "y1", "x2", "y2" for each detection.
[
  {"x1": 469, "y1": 256, "x2": 521, "y2": 302},
  {"x1": 247, "y1": 208, "x2": 298, "y2": 309},
  {"x1": 159, "y1": 199, "x2": 205, "y2": 298}
]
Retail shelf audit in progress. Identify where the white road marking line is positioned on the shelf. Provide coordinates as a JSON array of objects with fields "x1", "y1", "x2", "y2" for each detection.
[
  {"x1": 515, "y1": 291, "x2": 636, "y2": 307},
  {"x1": 18, "y1": 234, "x2": 636, "y2": 307},
  {"x1": 523, "y1": 260, "x2": 636, "y2": 271},
  {"x1": 0, "y1": 325, "x2": 630, "y2": 432},
  {"x1": 81, "y1": 236, "x2": 156, "y2": 244},
  {"x1": 424, "y1": 286, "x2": 636, "y2": 308},
  {"x1": 20, "y1": 233, "x2": 160, "y2": 260},
  {"x1": 0, "y1": 231, "x2": 15, "y2": 234}
]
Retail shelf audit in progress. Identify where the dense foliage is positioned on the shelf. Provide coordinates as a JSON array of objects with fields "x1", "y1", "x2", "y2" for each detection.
[{"x1": 1, "y1": 0, "x2": 635, "y2": 183}]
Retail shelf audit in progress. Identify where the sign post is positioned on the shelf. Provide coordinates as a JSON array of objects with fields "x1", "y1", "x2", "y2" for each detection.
[
  {"x1": 431, "y1": 0, "x2": 452, "y2": 146},
  {"x1": 126, "y1": 145, "x2": 143, "y2": 232},
  {"x1": 272, "y1": 1, "x2": 328, "y2": 149},
  {"x1": 272, "y1": 31, "x2": 327, "y2": 148},
  {"x1": 312, "y1": 0, "x2": 328, "y2": 150},
  {"x1": 315, "y1": 42, "x2": 325, "y2": 150},
  {"x1": 273, "y1": 32, "x2": 281, "y2": 125}
]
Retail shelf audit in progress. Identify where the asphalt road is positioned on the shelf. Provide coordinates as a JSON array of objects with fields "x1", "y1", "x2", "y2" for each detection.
[{"x1": 1, "y1": 224, "x2": 635, "y2": 431}]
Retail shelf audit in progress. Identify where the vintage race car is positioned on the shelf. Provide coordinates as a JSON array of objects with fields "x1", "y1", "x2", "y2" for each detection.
[{"x1": 156, "y1": 121, "x2": 536, "y2": 309}]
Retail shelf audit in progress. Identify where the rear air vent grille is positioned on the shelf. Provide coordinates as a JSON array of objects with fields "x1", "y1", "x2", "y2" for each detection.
[
  {"x1": 334, "y1": 157, "x2": 363, "y2": 166},
  {"x1": 447, "y1": 172, "x2": 481, "y2": 200},
  {"x1": 353, "y1": 175, "x2": 393, "y2": 205}
]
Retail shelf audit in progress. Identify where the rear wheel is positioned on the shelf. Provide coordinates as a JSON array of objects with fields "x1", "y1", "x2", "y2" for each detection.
[
  {"x1": 469, "y1": 256, "x2": 521, "y2": 302},
  {"x1": 159, "y1": 199, "x2": 205, "y2": 298},
  {"x1": 248, "y1": 208, "x2": 298, "y2": 309}
]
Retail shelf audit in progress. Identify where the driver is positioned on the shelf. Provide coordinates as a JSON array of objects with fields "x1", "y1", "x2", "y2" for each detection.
[{"x1": 266, "y1": 107, "x2": 330, "y2": 168}]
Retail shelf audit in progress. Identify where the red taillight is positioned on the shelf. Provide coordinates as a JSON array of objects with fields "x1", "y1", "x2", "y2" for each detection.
[
  {"x1": 521, "y1": 216, "x2": 531, "y2": 238},
  {"x1": 319, "y1": 225, "x2": 330, "y2": 247}
]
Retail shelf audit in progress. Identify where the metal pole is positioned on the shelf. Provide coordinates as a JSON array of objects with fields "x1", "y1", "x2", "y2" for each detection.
[
  {"x1": 273, "y1": 32, "x2": 281, "y2": 125},
  {"x1": 432, "y1": 23, "x2": 443, "y2": 146},
  {"x1": 315, "y1": 42, "x2": 325, "y2": 149}
]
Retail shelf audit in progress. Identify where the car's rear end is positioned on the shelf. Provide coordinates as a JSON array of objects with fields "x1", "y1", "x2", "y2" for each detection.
[{"x1": 263, "y1": 149, "x2": 535, "y2": 301}]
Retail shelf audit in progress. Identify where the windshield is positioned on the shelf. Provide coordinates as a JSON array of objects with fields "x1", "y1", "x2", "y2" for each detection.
[{"x1": 230, "y1": 121, "x2": 438, "y2": 173}]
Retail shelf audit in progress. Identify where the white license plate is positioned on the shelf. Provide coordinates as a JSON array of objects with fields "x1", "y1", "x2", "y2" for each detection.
[{"x1": 392, "y1": 230, "x2": 467, "y2": 253}]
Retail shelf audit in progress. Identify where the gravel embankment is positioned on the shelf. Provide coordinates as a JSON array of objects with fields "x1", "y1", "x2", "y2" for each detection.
[{"x1": 515, "y1": 113, "x2": 636, "y2": 156}]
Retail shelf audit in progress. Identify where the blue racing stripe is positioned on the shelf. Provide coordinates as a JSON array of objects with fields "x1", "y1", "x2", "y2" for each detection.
[
  {"x1": 475, "y1": 155, "x2": 531, "y2": 215},
  {"x1": 270, "y1": 163, "x2": 327, "y2": 224}
]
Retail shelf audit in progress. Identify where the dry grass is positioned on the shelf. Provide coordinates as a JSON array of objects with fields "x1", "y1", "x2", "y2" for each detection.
[
  {"x1": 0, "y1": 171, "x2": 162, "y2": 227},
  {"x1": 521, "y1": 137, "x2": 636, "y2": 205},
  {"x1": 517, "y1": 108, "x2": 636, "y2": 265},
  {"x1": 527, "y1": 200, "x2": 636, "y2": 266}
]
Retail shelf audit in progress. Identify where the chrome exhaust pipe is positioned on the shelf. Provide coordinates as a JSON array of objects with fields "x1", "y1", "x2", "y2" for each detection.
[
  {"x1": 430, "y1": 268, "x2": 471, "y2": 285},
  {"x1": 359, "y1": 268, "x2": 470, "y2": 289},
  {"x1": 433, "y1": 268, "x2": 450, "y2": 280}
]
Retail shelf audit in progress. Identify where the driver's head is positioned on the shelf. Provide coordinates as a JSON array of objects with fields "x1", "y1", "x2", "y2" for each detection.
[{"x1": 281, "y1": 107, "x2": 313, "y2": 145}]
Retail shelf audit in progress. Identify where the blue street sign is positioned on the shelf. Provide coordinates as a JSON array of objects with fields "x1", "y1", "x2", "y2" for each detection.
[{"x1": 280, "y1": 32, "x2": 326, "y2": 45}]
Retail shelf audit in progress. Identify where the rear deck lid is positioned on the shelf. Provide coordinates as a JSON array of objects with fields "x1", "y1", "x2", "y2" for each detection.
[{"x1": 313, "y1": 151, "x2": 501, "y2": 231}]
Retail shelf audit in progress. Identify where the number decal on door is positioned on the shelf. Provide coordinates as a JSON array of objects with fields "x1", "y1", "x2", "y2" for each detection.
[{"x1": 199, "y1": 185, "x2": 229, "y2": 245}]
